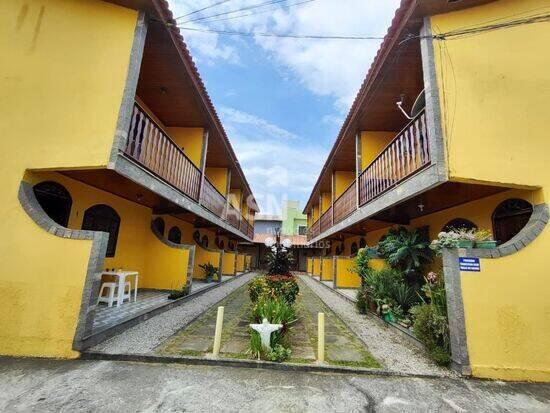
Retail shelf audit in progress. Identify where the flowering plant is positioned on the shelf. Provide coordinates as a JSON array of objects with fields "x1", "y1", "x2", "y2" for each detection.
[{"x1": 430, "y1": 231, "x2": 460, "y2": 254}]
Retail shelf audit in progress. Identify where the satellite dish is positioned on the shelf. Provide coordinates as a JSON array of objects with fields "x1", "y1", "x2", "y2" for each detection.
[
  {"x1": 396, "y1": 89, "x2": 425, "y2": 120},
  {"x1": 411, "y1": 89, "x2": 426, "y2": 117}
]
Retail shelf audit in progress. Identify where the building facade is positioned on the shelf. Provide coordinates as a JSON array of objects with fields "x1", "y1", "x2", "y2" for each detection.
[
  {"x1": 1, "y1": 0, "x2": 256, "y2": 358},
  {"x1": 304, "y1": 0, "x2": 550, "y2": 382}
]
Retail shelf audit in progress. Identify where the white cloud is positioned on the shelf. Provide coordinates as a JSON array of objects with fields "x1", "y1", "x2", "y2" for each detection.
[
  {"x1": 168, "y1": 0, "x2": 400, "y2": 111},
  {"x1": 218, "y1": 106, "x2": 328, "y2": 214}
]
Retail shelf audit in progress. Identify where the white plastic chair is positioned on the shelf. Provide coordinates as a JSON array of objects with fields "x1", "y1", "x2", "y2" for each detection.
[{"x1": 97, "y1": 282, "x2": 132, "y2": 307}]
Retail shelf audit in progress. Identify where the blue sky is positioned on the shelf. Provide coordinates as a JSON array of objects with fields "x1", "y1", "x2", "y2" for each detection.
[{"x1": 167, "y1": 0, "x2": 400, "y2": 214}]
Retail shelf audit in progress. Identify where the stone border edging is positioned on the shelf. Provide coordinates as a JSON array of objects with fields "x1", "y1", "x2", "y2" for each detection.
[
  {"x1": 462, "y1": 203, "x2": 549, "y2": 259},
  {"x1": 18, "y1": 181, "x2": 109, "y2": 350},
  {"x1": 79, "y1": 351, "x2": 447, "y2": 380}
]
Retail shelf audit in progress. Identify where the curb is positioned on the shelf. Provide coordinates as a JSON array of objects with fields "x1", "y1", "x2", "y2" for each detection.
[{"x1": 79, "y1": 351, "x2": 447, "y2": 380}]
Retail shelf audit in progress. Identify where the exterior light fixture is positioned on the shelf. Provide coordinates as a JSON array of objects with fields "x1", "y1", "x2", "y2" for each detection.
[
  {"x1": 264, "y1": 237, "x2": 275, "y2": 247},
  {"x1": 282, "y1": 238, "x2": 292, "y2": 249}
]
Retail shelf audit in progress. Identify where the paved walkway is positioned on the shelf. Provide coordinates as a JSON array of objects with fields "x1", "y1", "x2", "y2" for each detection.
[
  {"x1": 1, "y1": 358, "x2": 549, "y2": 412},
  {"x1": 298, "y1": 274, "x2": 450, "y2": 376},
  {"x1": 157, "y1": 278, "x2": 379, "y2": 367},
  {"x1": 90, "y1": 273, "x2": 256, "y2": 354}
]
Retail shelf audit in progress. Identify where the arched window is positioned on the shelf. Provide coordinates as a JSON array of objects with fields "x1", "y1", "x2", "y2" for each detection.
[
  {"x1": 168, "y1": 226, "x2": 181, "y2": 244},
  {"x1": 442, "y1": 218, "x2": 477, "y2": 233},
  {"x1": 33, "y1": 181, "x2": 72, "y2": 227},
  {"x1": 152, "y1": 217, "x2": 165, "y2": 236},
  {"x1": 350, "y1": 242, "x2": 359, "y2": 255},
  {"x1": 219, "y1": 240, "x2": 225, "y2": 250},
  {"x1": 82, "y1": 205, "x2": 120, "y2": 257},
  {"x1": 201, "y1": 235, "x2": 209, "y2": 248},
  {"x1": 493, "y1": 199, "x2": 533, "y2": 245},
  {"x1": 359, "y1": 238, "x2": 367, "y2": 249}
]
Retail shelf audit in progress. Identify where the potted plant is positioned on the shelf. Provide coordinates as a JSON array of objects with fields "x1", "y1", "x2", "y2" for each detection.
[
  {"x1": 199, "y1": 262, "x2": 218, "y2": 283},
  {"x1": 474, "y1": 229, "x2": 497, "y2": 249},
  {"x1": 456, "y1": 228, "x2": 476, "y2": 248}
]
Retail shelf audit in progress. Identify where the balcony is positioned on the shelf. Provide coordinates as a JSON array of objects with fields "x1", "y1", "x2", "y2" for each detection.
[
  {"x1": 307, "y1": 109, "x2": 430, "y2": 240},
  {"x1": 125, "y1": 102, "x2": 201, "y2": 201},
  {"x1": 124, "y1": 102, "x2": 254, "y2": 239}
]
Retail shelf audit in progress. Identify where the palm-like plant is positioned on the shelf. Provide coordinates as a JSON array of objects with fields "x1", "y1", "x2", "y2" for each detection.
[{"x1": 378, "y1": 227, "x2": 433, "y2": 281}]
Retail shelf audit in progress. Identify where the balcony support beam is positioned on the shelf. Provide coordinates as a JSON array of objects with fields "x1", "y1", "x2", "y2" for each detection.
[
  {"x1": 355, "y1": 131, "x2": 362, "y2": 209},
  {"x1": 420, "y1": 17, "x2": 448, "y2": 182},
  {"x1": 198, "y1": 129, "x2": 210, "y2": 206},
  {"x1": 109, "y1": 10, "x2": 148, "y2": 168},
  {"x1": 223, "y1": 169, "x2": 232, "y2": 220}
]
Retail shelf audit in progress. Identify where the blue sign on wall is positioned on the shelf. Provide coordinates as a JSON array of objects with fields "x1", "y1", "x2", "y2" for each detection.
[{"x1": 459, "y1": 257, "x2": 481, "y2": 272}]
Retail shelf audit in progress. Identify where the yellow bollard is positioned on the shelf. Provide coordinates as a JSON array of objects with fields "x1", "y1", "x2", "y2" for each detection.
[
  {"x1": 212, "y1": 306, "x2": 225, "y2": 358},
  {"x1": 317, "y1": 312, "x2": 325, "y2": 363}
]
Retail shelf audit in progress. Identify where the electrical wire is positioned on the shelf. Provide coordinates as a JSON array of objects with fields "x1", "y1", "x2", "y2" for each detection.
[
  {"x1": 190, "y1": 0, "x2": 316, "y2": 25},
  {"x1": 181, "y1": 0, "x2": 307, "y2": 24},
  {"x1": 177, "y1": 26, "x2": 386, "y2": 40},
  {"x1": 174, "y1": 0, "x2": 234, "y2": 21}
]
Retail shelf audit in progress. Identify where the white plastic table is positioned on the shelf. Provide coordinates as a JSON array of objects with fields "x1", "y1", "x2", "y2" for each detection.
[{"x1": 102, "y1": 270, "x2": 139, "y2": 307}]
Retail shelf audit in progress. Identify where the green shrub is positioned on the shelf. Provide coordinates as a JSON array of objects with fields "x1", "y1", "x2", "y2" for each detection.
[
  {"x1": 410, "y1": 302, "x2": 450, "y2": 366},
  {"x1": 249, "y1": 298, "x2": 296, "y2": 359},
  {"x1": 199, "y1": 262, "x2": 218, "y2": 282},
  {"x1": 378, "y1": 226, "x2": 432, "y2": 282},
  {"x1": 248, "y1": 275, "x2": 300, "y2": 305},
  {"x1": 266, "y1": 344, "x2": 292, "y2": 362},
  {"x1": 248, "y1": 276, "x2": 269, "y2": 302},
  {"x1": 362, "y1": 268, "x2": 420, "y2": 315}
]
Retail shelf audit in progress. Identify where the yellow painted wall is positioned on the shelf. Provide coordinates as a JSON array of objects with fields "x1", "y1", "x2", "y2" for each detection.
[
  {"x1": 0, "y1": 0, "x2": 137, "y2": 358},
  {"x1": 307, "y1": 257, "x2": 313, "y2": 274},
  {"x1": 223, "y1": 252, "x2": 236, "y2": 275},
  {"x1": 144, "y1": 236, "x2": 190, "y2": 291},
  {"x1": 156, "y1": 215, "x2": 196, "y2": 244},
  {"x1": 460, "y1": 233, "x2": 550, "y2": 382},
  {"x1": 321, "y1": 192, "x2": 332, "y2": 213},
  {"x1": 245, "y1": 255, "x2": 252, "y2": 270},
  {"x1": 193, "y1": 247, "x2": 222, "y2": 280},
  {"x1": 236, "y1": 254, "x2": 245, "y2": 272},
  {"x1": 312, "y1": 257, "x2": 321, "y2": 276},
  {"x1": 344, "y1": 236, "x2": 360, "y2": 256},
  {"x1": 206, "y1": 167, "x2": 229, "y2": 195},
  {"x1": 360, "y1": 131, "x2": 395, "y2": 171},
  {"x1": 334, "y1": 171, "x2": 355, "y2": 198},
  {"x1": 369, "y1": 258, "x2": 387, "y2": 272},
  {"x1": 334, "y1": 257, "x2": 360, "y2": 288},
  {"x1": 312, "y1": 204, "x2": 319, "y2": 222},
  {"x1": 321, "y1": 257, "x2": 333, "y2": 281},
  {"x1": 28, "y1": 172, "x2": 192, "y2": 291},
  {"x1": 432, "y1": 0, "x2": 550, "y2": 194},
  {"x1": 167, "y1": 127, "x2": 205, "y2": 168},
  {"x1": 229, "y1": 189, "x2": 242, "y2": 210}
]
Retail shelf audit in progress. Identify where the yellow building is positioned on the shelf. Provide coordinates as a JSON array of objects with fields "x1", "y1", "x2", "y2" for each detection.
[
  {"x1": 304, "y1": 0, "x2": 550, "y2": 382},
  {"x1": 0, "y1": 0, "x2": 258, "y2": 359}
]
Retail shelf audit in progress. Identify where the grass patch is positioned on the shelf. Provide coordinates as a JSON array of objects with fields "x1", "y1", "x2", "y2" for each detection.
[
  {"x1": 327, "y1": 356, "x2": 381, "y2": 369},
  {"x1": 288, "y1": 357, "x2": 315, "y2": 364}
]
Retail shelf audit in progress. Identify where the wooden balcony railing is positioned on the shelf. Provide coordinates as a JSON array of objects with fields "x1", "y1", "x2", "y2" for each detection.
[
  {"x1": 320, "y1": 206, "x2": 333, "y2": 233},
  {"x1": 226, "y1": 203, "x2": 241, "y2": 229},
  {"x1": 125, "y1": 102, "x2": 254, "y2": 239},
  {"x1": 334, "y1": 180, "x2": 357, "y2": 224},
  {"x1": 240, "y1": 217, "x2": 250, "y2": 238},
  {"x1": 359, "y1": 109, "x2": 430, "y2": 206},
  {"x1": 125, "y1": 103, "x2": 201, "y2": 201},
  {"x1": 201, "y1": 177, "x2": 227, "y2": 218},
  {"x1": 308, "y1": 219, "x2": 320, "y2": 241}
]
